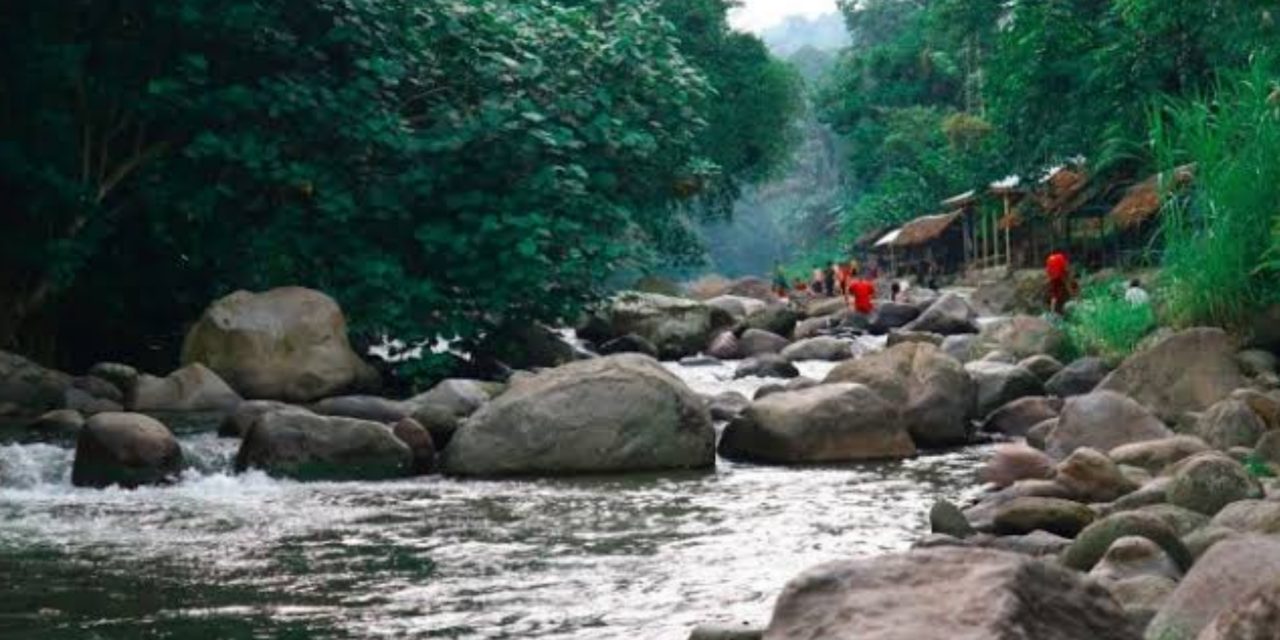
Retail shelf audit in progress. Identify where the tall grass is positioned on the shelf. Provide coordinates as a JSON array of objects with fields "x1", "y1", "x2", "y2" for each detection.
[
  {"x1": 1153, "y1": 65, "x2": 1280, "y2": 329},
  {"x1": 1063, "y1": 280, "x2": 1157, "y2": 365}
]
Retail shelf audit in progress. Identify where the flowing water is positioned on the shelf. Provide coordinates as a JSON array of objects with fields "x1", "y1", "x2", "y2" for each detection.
[{"x1": 0, "y1": 356, "x2": 990, "y2": 640}]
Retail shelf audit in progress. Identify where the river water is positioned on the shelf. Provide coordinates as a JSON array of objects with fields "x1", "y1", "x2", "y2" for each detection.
[{"x1": 0, "y1": 357, "x2": 989, "y2": 640}]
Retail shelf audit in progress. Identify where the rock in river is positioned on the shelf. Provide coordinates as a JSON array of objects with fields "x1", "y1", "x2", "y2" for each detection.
[
  {"x1": 719, "y1": 383, "x2": 915, "y2": 464},
  {"x1": 1097, "y1": 328, "x2": 1246, "y2": 423},
  {"x1": 71, "y1": 412, "x2": 183, "y2": 488},
  {"x1": 1045, "y1": 391, "x2": 1172, "y2": 460},
  {"x1": 1145, "y1": 535, "x2": 1280, "y2": 640},
  {"x1": 181, "y1": 287, "x2": 380, "y2": 402},
  {"x1": 763, "y1": 547, "x2": 1138, "y2": 640},
  {"x1": 236, "y1": 409, "x2": 412, "y2": 481},
  {"x1": 902, "y1": 293, "x2": 979, "y2": 336},
  {"x1": 442, "y1": 355, "x2": 714, "y2": 477},
  {"x1": 825, "y1": 342, "x2": 974, "y2": 447}
]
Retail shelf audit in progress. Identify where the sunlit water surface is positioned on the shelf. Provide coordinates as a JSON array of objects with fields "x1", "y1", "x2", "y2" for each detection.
[{"x1": 0, "y1": 355, "x2": 988, "y2": 640}]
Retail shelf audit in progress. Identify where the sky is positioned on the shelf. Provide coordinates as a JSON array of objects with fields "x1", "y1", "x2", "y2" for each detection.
[{"x1": 728, "y1": 0, "x2": 840, "y2": 33}]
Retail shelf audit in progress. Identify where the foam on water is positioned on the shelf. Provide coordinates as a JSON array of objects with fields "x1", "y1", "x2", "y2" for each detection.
[{"x1": 0, "y1": 352, "x2": 988, "y2": 640}]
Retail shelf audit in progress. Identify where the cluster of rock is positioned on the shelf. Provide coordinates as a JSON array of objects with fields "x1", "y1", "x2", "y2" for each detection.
[{"x1": 693, "y1": 324, "x2": 1280, "y2": 640}]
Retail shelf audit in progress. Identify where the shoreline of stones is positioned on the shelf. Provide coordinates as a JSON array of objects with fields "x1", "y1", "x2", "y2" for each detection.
[{"x1": 4, "y1": 280, "x2": 1280, "y2": 640}]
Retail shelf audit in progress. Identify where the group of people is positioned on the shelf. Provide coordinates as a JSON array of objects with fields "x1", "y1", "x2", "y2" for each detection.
[{"x1": 773, "y1": 260, "x2": 882, "y2": 314}]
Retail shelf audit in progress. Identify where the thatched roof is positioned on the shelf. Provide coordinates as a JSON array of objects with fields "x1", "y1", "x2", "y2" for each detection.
[
  {"x1": 1032, "y1": 168, "x2": 1090, "y2": 215},
  {"x1": 854, "y1": 226, "x2": 892, "y2": 248},
  {"x1": 874, "y1": 228, "x2": 903, "y2": 248},
  {"x1": 894, "y1": 211, "x2": 963, "y2": 247},
  {"x1": 1110, "y1": 164, "x2": 1196, "y2": 229},
  {"x1": 942, "y1": 190, "x2": 979, "y2": 208}
]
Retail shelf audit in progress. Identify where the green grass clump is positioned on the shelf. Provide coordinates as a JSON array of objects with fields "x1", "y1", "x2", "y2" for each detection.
[
  {"x1": 1063, "y1": 280, "x2": 1157, "y2": 365},
  {"x1": 1154, "y1": 64, "x2": 1280, "y2": 329}
]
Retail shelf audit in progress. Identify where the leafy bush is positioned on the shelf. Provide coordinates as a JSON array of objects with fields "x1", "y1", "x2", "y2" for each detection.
[
  {"x1": 1063, "y1": 280, "x2": 1157, "y2": 365},
  {"x1": 1153, "y1": 64, "x2": 1280, "y2": 329}
]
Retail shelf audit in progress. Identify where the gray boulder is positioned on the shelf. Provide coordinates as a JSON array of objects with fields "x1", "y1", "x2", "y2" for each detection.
[
  {"x1": 781, "y1": 337, "x2": 854, "y2": 362},
  {"x1": 980, "y1": 443, "x2": 1055, "y2": 488},
  {"x1": 706, "y1": 331, "x2": 742, "y2": 360},
  {"x1": 310, "y1": 396, "x2": 410, "y2": 423},
  {"x1": 738, "y1": 329, "x2": 790, "y2": 357},
  {"x1": 719, "y1": 384, "x2": 915, "y2": 464},
  {"x1": 705, "y1": 295, "x2": 767, "y2": 322},
  {"x1": 707, "y1": 391, "x2": 751, "y2": 422},
  {"x1": 980, "y1": 315, "x2": 1066, "y2": 360},
  {"x1": 1166, "y1": 452, "x2": 1261, "y2": 516},
  {"x1": 1197, "y1": 581, "x2": 1280, "y2": 640},
  {"x1": 1046, "y1": 391, "x2": 1173, "y2": 460},
  {"x1": 1062, "y1": 511, "x2": 1193, "y2": 574},
  {"x1": 734, "y1": 355, "x2": 799, "y2": 380},
  {"x1": 408, "y1": 379, "x2": 492, "y2": 418},
  {"x1": 763, "y1": 547, "x2": 1138, "y2": 640},
  {"x1": 1019, "y1": 355, "x2": 1065, "y2": 382},
  {"x1": 129, "y1": 363, "x2": 243, "y2": 412},
  {"x1": 589, "y1": 292, "x2": 728, "y2": 360},
  {"x1": 235, "y1": 409, "x2": 412, "y2": 480},
  {"x1": 218, "y1": 400, "x2": 294, "y2": 438},
  {"x1": 902, "y1": 293, "x2": 979, "y2": 336},
  {"x1": 742, "y1": 305, "x2": 800, "y2": 337},
  {"x1": 1193, "y1": 398, "x2": 1267, "y2": 450},
  {"x1": 1090, "y1": 536, "x2": 1183, "y2": 585},
  {"x1": 1145, "y1": 536, "x2": 1280, "y2": 640},
  {"x1": 392, "y1": 418, "x2": 436, "y2": 475},
  {"x1": 181, "y1": 287, "x2": 379, "y2": 402},
  {"x1": 792, "y1": 315, "x2": 834, "y2": 341},
  {"x1": 442, "y1": 355, "x2": 714, "y2": 476},
  {"x1": 930, "y1": 499, "x2": 976, "y2": 538},
  {"x1": 982, "y1": 396, "x2": 1062, "y2": 438},
  {"x1": 0, "y1": 350, "x2": 72, "y2": 416},
  {"x1": 966, "y1": 361, "x2": 1045, "y2": 419},
  {"x1": 71, "y1": 412, "x2": 183, "y2": 488},
  {"x1": 1046, "y1": 357, "x2": 1111, "y2": 397},
  {"x1": 941, "y1": 334, "x2": 983, "y2": 363},
  {"x1": 599, "y1": 334, "x2": 659, "y2": 358},
  {"x1": 993, "y1": 497, "x2": 1096, "y2": 537},
  {"x1": 886, "y1": 330, "x2": 943, "y2": 348},
  {"x1": 825, "y1": 342, "x2": 974, "y2": 447},
  {"x1": 867, "y1": 302, "x2": 921, "y2": 334},
  {"x1": 1056, "y1": 447, "x2": 1139, "y2": 503},
  {"x1": 1109, "y1": 436, "x2": 1211, "y2": 474},
  {"x1": 1097, "y1": 328, "x2": 1247, "y2": 423}
]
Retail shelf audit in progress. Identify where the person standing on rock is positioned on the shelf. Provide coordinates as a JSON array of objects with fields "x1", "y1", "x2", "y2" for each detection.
[
  {"x1": 848, "y1": 268, "x2": 877, "y2": 315},
  {"x1": 823, "y1": 265, "x2": 837, "y2": 299},
  {"x1": 1046, "y1": 250, "x2": 1071, "y2": 314}
]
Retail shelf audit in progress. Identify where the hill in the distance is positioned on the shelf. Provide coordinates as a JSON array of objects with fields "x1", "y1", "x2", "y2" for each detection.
[{"x1": 760, "y1": 13, "x2": 850, "y2": 57}]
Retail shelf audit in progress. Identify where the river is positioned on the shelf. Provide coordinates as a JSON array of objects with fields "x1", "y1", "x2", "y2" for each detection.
[{"x1": 0, "y1": 357, "x2": 989, "y2": 640}]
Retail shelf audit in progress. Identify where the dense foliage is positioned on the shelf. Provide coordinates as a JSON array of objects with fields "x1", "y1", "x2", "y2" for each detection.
[
  {"x1": 1156, "y1": 66, "x2": 1280, "y2": 329},
  {"x1": 817, "y1": 0, "x2": 1276, "y2": 247},
  {"x1": 0, "y1": 0, "x2": 800, "y2": 373},
  {"x1": 1062, "y1": 280, "x2": 1157, "y2": 365}
]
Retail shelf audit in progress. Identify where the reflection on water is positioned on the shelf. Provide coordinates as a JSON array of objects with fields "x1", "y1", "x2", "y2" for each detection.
[{"x1": 0, "y1": 357, "x2": 986, "y2": 640}]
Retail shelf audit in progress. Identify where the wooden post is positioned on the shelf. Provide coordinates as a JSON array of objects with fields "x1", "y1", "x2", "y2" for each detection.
[{"x1": 1003, "y1": 194, "x2": 1013, "y2": 268}]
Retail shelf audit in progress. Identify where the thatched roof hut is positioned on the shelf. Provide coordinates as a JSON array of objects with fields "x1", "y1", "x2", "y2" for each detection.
[
  {"x1": 1110, "y1": 164, "x2": 1196, "y2": 230},
  {"x1": 893, "y1": 211, "x2": 964, "y2": 247}
]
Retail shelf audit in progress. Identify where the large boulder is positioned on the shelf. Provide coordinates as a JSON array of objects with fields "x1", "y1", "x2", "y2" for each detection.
[
  {"x1": 310, "y1": 395, "x2": 410, "y2": 424},
  {"x1": 738, "y1": 329, "x2": 790, "y2": 357},
  {"x1": 181, "y1": 287, "x2": 379, "y2": 402},
  {"x1": 1208, "y1": 499, "x2": 1280, "y2": 535},
  {"x1": 706, "y1": 331, "x2": 742, "y2": 360},
  {"x1": 408, "y1": 379, "x2": 492, "y2": 418},
  {"x1": 584, "y1": 292, "x2": 729, "y2": 360},
  {"x1": 1145, "y1": 536, "x2": 1280, "y2": 640},
  {"x1": 598, "y1": 334, "x2": 659, "y2": 358},
  {"x1": 392, "y1": 417, "x2": 436, "y2": 475},
  {"x1": 902, "y1": 293, "x2": 979, "y2": 336},
  {"x1": 1055, "y1": 447, "x2": 1139, "y2": 503},
  {"x1": 971, "y1": 269, "x2": 1049, "y2": 315},
  {"x1": 966, "y1": 361, "x2": 1045, "y2": 419},
  {"x1": 1193, "y1": 398, "x2": 1267, "y2": 450},
  {"x1": 825, "y1": 342, "x2": 974, "y2": 447},
  {"x1": 993, "y1": 497, "x2": 1096, "y2": 537},
  {"x1": 1046, "y1": 357, "x2": 1111, "y2": 398},
  {"x1": 781, "y1": 337, "x2": 854, "y2": 362},
  {"x1": 805, "y1": 297, "x2": 847, "y2": 319},
  {"x1": 734, "y1": 355, "x2": 799, "y2": 380},
  {"x1": 1165, "y1": 453, "x2": 1260, "y2": 516},
  {"x1": 129, "y1": 363, "x2": 242, "y2": 412},
  {"x1": 1090, "y1": 536, "x2": 1183, "y2": 585},
  {"x1": 763, "y1": 547, "x2": 1138, "y2": 640},
  {"x1": 980, "y1": 444, "x2": 1055, "y2": 488},
  {"x1": 704, "y1": 295, "x2": 767, "y2": 322},
  {"x1": 1109, "y1": 436, "x2": 1211, "y2": 474},
  {"x1": 1019, "y1": 355, "x2": 1065, "y2": 383},
  {"x1": 1061, "y1": 511, "x2": 1194, "y2": 574},
  {"x1": 1097, "y1": 328, "x2": 1247, "y2": 423},
  {"x1": 867, "y1": 302, "x2": 921, "y2": 334},
  {"x1": 235, "y1": 409, "x2": 412, "y2": 480},
  {"x1": 1198, "y1": 581, "x2": 1280, "y2": 640},
  {"x1": 472, "y1": 322, "x2": 578, "y2": 370},
  {"x1": 792, "y1": 316, "x2": 835, "y2": 341},
  {"x1": 442, "y1": 355, "x2": 714, "y2": 476},
  {"x1": 1046, "y1": 391, "x2": 1173, "y2": 460},
  {"x1": 980, "y1": 315, "x2": 1067, "y2": 360},
  {"x1": 982, "y1": 396, "x2": 1062, "y2": 438},
  {"x1": 218, "y1": 400, "x2": 294, "y2": 438},
  {"x1": 742, "y1": 305, "x2": 800, "y2": 338},
  {"x1": 719, "y1": 384, "x2": 915, "y2": 464},
  {"x1": 71, "y1": 412, "x2": 183, "y2": 488},
  {"x1": 0, "y1": 350, "x2": 72, "y2": 416}
]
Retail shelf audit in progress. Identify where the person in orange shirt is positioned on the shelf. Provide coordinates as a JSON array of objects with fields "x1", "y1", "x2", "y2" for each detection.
[
  {"x1": 848, "y1": 268, "x2": 877, "y2": 315},
  {"x1": 1046, "y1": 251, "x2": 1071, "y2": 314}
]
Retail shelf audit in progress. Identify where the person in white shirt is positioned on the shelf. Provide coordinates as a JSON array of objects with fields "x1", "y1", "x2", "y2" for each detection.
[{"x1": 1124, "y1": 278, "x2": 1150, "y2": 306}]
